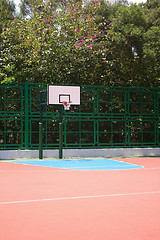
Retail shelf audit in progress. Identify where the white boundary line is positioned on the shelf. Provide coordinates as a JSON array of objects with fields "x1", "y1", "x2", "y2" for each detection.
[
  {"x1": 1, "y1": 167, "x2": 160, "y2": 173},
  {"x1": 0, "y1": 170, "x2": 70, "y2": 173},
  {"x1": 0, "y1": 191, "x2": 160, "y2": 205},
  {"x1": 144, "y1": 167, "x2": 160, "y2": 170},
  {"x1": 0, "y1": 168, "x2": 143, "y2": 173}
]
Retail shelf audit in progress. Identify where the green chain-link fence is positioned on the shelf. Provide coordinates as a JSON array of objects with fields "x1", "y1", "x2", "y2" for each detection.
[{"x1": 0, "y1": 83, "x2": 160, "y2": 150}]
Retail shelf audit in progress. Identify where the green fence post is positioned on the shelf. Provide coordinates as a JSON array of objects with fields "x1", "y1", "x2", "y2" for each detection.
[{"x1": 24, "y1": 82, "x2": 29, "y2": 149}]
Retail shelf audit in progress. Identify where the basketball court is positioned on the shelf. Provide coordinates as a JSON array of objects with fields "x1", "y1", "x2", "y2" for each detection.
[
  {"x1": 1, "y1": 85, "x2": 160, "y2": 239},
  {"x1": 0, "y1": 157, "x2": 160, "y2": 240}
]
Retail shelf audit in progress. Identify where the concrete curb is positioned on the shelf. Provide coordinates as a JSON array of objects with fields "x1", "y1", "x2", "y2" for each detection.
[{"x1": 0, "y1": 148, "x2": 160, "y2": 159}]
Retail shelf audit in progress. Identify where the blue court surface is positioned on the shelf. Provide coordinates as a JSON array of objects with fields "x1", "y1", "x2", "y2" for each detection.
[{"x1": 10, "y1": 158, "x2": 143, "y2": 170}]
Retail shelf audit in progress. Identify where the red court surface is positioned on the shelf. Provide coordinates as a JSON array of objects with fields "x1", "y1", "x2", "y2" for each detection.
[{"x1": 0, "y1": 157, "x2": 160, "y2": 240}]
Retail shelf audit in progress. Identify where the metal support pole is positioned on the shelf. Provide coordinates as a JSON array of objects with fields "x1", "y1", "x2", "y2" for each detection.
[
  {"x1": 59, "y1": 105, "x2": 63, "y2": 159},
  {"x1": 39, "y1": 92, "x2": 43, "y2": 159},
  {"x1": 39, "y1": 122, "x2": 43, "y2": 159}
]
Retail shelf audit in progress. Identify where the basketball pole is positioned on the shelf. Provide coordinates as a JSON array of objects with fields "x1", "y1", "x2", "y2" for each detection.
[
  {"x1": 47, "y1": 85, "x2": 80, "y2": 159},
  {"x1": 59, "y1": 105, "x2": 63, "y2": 159},
  {"x1": 39, "y1": 92, "x2": 43, "y2": 159},
  {"x1": 39, "y1": 91, "x2": 43, "y2": 159}
]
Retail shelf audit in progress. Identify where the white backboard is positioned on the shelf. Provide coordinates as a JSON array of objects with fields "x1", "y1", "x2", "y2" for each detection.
[{"x1": 47, "y1": 85, "x2": 80, "y2": 105}]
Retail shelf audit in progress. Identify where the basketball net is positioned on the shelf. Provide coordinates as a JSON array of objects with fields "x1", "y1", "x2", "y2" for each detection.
[{"x1": 62, "y1": 101, "x2": 72, "y2": 110}]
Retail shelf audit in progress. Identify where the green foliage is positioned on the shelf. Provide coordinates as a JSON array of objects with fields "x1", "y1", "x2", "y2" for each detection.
[
  {"x1": 109, "y1": 4, "x2": 146, "y2": 85},
  {"x1": 0, "y1": 65, "x2": 15, "y2": 83},
  {"x1": 1, "y1": 0, "x2": 160, "y2": 86},
  {"x1": 19, "y1": 0, "x2": 38, "y2": 18},
  {"x1": 142, "y1": 26, "x2": 160, "y2": 85},
  {"x1": 1, "y1": 0, "x2": 115, "y2": 85},
  {"x1": 106, "y1": 1, "x2": 160, "y2": 86},
  {"x1": 0, "y1": 0, "x2": 16, "y2": 23},
  {"x1": 145, "y1": 0, "x2": 160, "y2": 27},
  {"x1": 0, "y1": 0, "x2": 16, "y2": 36}
]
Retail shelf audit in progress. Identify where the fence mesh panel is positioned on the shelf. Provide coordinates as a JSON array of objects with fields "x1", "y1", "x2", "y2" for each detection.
[{"x1": 0, "y1": 83, "x2": 159, "y2": 149}]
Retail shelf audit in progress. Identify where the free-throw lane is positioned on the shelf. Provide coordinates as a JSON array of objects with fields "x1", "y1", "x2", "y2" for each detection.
[{"x1": 9, "y1": 158, "x2": 143, "y2": 170}]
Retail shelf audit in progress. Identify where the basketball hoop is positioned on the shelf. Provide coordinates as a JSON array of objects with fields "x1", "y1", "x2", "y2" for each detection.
[{"x1": 62, "y1": 101, "x2": 72, "y2": 110}]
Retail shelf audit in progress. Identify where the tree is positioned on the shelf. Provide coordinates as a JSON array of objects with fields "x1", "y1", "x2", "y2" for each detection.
[
  {"x1": 145, "y1": 0, "x2": 160, "y2": 27},
  {"x1": 142, "y1": 0, "x2": 160, "y2": 85},
  {"x1": 103, "y1": 0, "x2": 160, "y2": 86},
  {"x1": 107, "y1": 3, "x2": 146, "y2": 85},
  {"x1": 1, "y1": 0, "x2": 115, "y2": 85},
  {"x1": 0, "y1": 0, "x2": 16, "y2": 27},
  {"x1": 1, "y1": 0, "x2": 159, "y2": 86},
  {"x1": 19, "y1": 0, "x2": 37, "y2": 18},
  {"x1": 0, "y1": 0, "x2": 16, "y2": 82}
]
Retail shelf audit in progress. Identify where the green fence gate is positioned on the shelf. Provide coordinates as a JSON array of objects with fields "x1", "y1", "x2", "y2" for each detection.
[{"x1": 0, "y1": 83, "x2": 160, "y2": 150}]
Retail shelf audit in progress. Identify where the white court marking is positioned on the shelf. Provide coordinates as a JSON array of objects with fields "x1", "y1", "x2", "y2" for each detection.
[
  {"x1": 0, "y1": 191, "x2": 160, "y2": 205},
  {"x1": 0, "y1": 170, "x2": 70, "y2": 173},
  {"x1": 1, "y1": 167, "x2": 160, "y2": 173}
]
